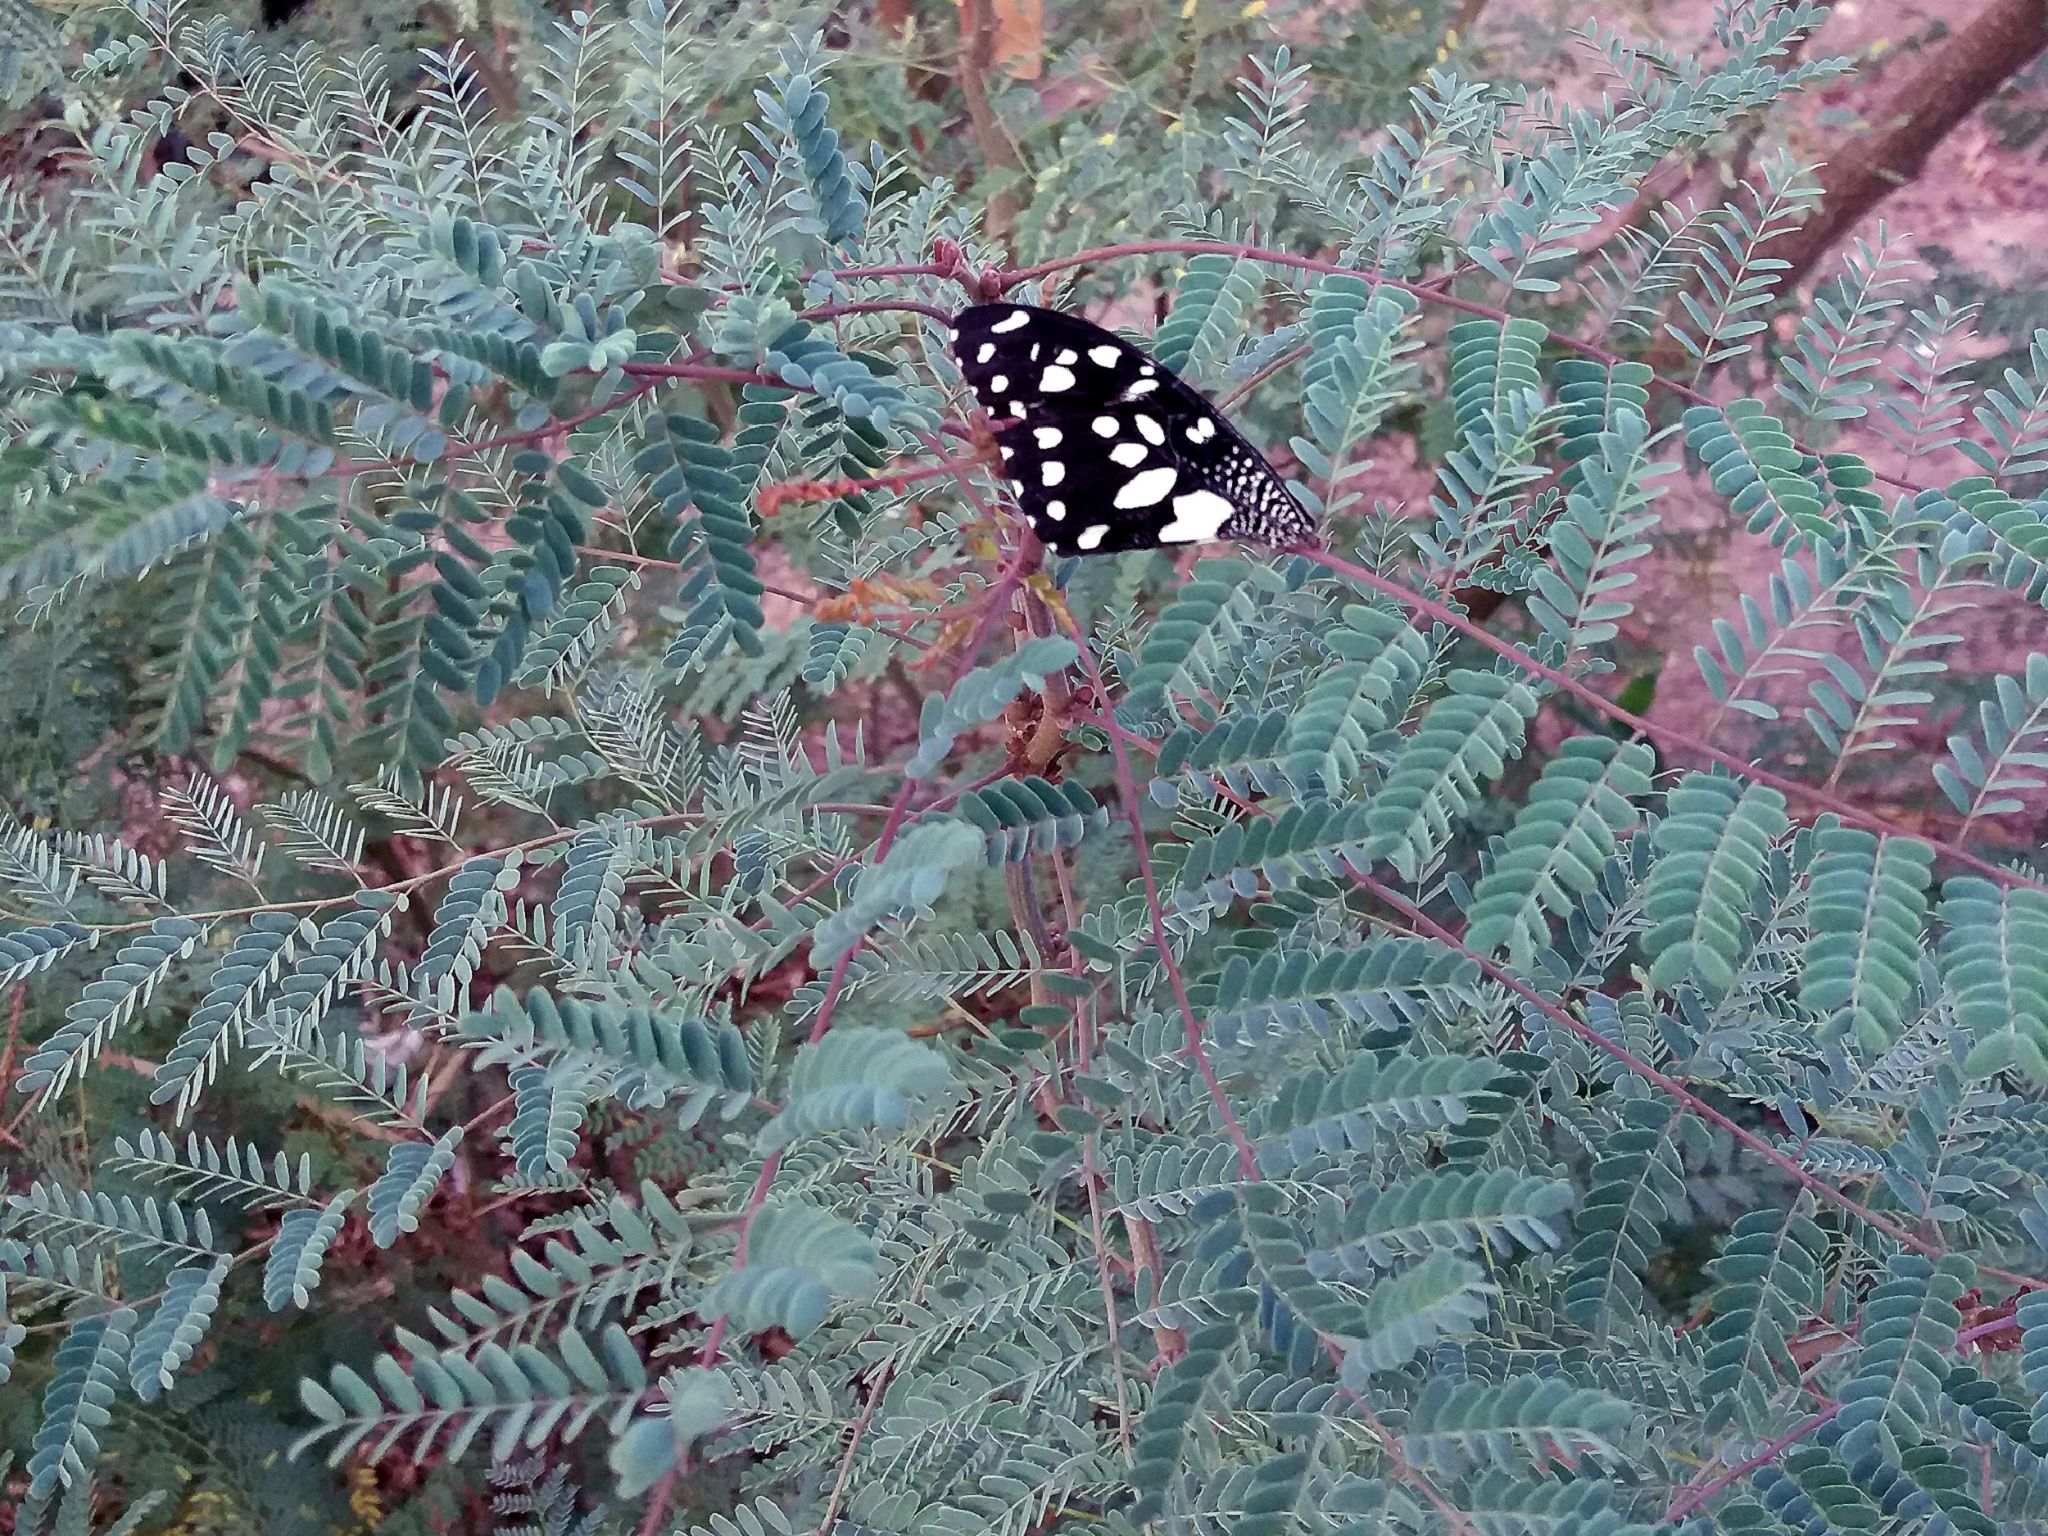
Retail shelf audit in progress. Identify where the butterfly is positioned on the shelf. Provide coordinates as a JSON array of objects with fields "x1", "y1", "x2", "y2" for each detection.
[{"x1": 948, "y1": 303, "x2": 1318, "y2": 556}]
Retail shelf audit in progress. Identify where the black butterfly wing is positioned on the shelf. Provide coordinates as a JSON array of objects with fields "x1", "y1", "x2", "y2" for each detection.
[{"x1": 949, "y1": 303, "x2": 1317, "y2": 555}]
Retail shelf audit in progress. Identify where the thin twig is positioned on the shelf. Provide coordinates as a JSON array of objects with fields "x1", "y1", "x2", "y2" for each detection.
[
  {"x1": 1349, "y1": 872, "x2": 2044, "y2": 1293},
  {"x1": 995, "y1": 237, "x2": 1933, "y2": 496},
  {"x1": 1660, "y1": 1404, "x2": 1842, "y2": 1522},
  {"x1": 816, "y1": 1364, "x2": 892, "y2": 1532},
  {"x1": 1049, "y1": 849, "x2": 1135, "y2": 1462},
  {"x1": 1297, "y1": 548, "x2": 2048, "y2": 897},
  {"x1": 1050, "y1": 606, "x2": 1259, "y2": 1179}
]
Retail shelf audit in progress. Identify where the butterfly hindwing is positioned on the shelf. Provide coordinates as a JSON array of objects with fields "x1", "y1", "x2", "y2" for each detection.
[
  {"x1": 992, "y1": 400, "x2": 1246, "y2": 555},
  {"x1": 949, "y1": 303, "x2": 1316, "y2": 555}
]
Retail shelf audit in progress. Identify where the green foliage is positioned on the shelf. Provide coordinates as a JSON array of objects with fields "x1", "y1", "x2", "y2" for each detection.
[
  {"x1": 1938, "y1": 877, "x2": 2048, "y2": 1076},
  {"x1": 807, "y1": 820, "x2": 983, "y2": 965},
  {"x1": 1699, "y1": 1203, "x2": 1829, "y2": 1432},
  {"x1": 700, "y1": 1201, "x2": 878, "y2": 1339},
  {"x1": 1527, "y1": 407, "x2": 1668, "y2": 659},
  {"x1": 756, "y1": 1027, "x2": 951, "y2": 1151},
  {"x1": 638, "y1": 411, "x2": 770, "y2": 671},
  {"x1": 17, "y1": 915, "x2": 204, "y2": 1105},
  {"x1": 1465, "y1": 735, "x2": 1654, "y2": 968},
  {"x1": 1565, "y1": 1098, "x2": 1684, "y2": 1335},
  {"x1": 1836, "y1": 1254, "x2": 1975, "y2": 1462},
  {"x1": 462, "y1": 986, "x2": 756, "y2": 1127},
  {"x1": 26, "y1": 1306, "x2": 133, "y2": 1501},
  {"x1": 265, "y1": 1192, "x2": 356, "y2": 1312},
  {"x1": 1642, "y1": 773, "x2": 1790, "y2": 999},
  {"x1": 1294, "y1": 275, "x2": 1421, "y2": 520},
  {"x1": 6, "y1": 3, "x2": 2048, "y2": 1533},
  {"x1": 1343, "y1": 1249, "x2": 1495, "y2": 1376},
  {"x1": 367, "y1": 1129, "x2": 463, "y2": 1247},
  {"x1": 1154, "y1": 253, "x2": 1264, "y2": 381},
  {"x1": 1936, "y1": 650, "x2": 2048, "y2": 833},
  {"x1": 909, "y1": 635, "x2": 1076, "y2": 779},
  {"x1": 1776, "y1": 233, "x2": 1911, "y2": 425},
  {"x1": 1361, "y1": 668, "x2": 1539, "y2": 878},
  {"x1": 1666, "y1": 150, "x2": 1822, "y2": 371},
  {"x1": 611, "y1": 1368, "x2": 734, "y2": 1500},
  {"x1": 1402, "y1": 1376, "x2": 1634, "y2": 1475},
  {"x1": 954, "y1": 775, "x2": 1107, "y2": 863},
  {"x1": 1685, "y1": 399, "x2": 1835, "y2": 549},
  {"x1": 1798, "y1": 826, "x2": 1936, "y2": 1051},
  {"x1": 129, "y1": 1255, "x2": 229, "y2": 1401},
  {"x1": 297, "y1": 1319, "x2": 650, "y2": 1466}
]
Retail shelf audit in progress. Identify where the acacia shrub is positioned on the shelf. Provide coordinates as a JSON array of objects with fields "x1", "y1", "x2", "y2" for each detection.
[{"x1": 3, "y1": 3, "x2": 2048, "y2": 1534}]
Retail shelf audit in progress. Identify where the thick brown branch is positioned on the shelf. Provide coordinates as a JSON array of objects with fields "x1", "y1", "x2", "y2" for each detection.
[
  {"x1": 956, "y1": 0, "x2": 1024, "y2": 256},
  {"x1": 1772, "y1": 0, "x2": 2048, "y2": 288}
]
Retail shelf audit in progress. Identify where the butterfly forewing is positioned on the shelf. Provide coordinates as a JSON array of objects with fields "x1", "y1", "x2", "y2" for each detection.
[{"x1": 949, "y1": 303, "x2": 1316, "y2": 555}]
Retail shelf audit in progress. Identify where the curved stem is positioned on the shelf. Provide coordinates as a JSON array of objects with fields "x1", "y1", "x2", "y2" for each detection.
[
  {"x1": 1297, "y1": 547, "x2": 2047, "y2": 897},
  {"x1": 1659, "y1": 1404, "x2": 1842, "y2": 1523},
  {"x1": 997, "y1": 237, "x2": 1931, "y2": 495}
]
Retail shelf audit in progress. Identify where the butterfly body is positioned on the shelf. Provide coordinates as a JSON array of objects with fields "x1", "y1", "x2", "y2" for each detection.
[{"x1": 948, "y1": 303, "x2": 1317, "y2": 556}]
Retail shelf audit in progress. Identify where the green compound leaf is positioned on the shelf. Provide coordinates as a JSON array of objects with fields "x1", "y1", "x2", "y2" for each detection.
[
  {"x1": 757, "y1": 1027, "x2": 953, "y2": 1152},
  {"x1": 809, "y1": 821, "x2": 984, "y2": 968},
  {"x1": 909, "y1": 636, "x2": 1077, "y2": 780},
  {"x1": 1642, "y1": 772, "x2": 1788, "y2": 1000},
  {"x1": 27, "y1": 1307, "x2": 135, "y2": 1500},
  {"x1": 1799, "y1": 827, "x2": 1935, "y2": 1052},
  {"x1": 702, "y1": 1202, "x2": 880, "y2": 1340},
  {"x1": 1466, "y1": 735, "x2": 1655, "y2": 970}
]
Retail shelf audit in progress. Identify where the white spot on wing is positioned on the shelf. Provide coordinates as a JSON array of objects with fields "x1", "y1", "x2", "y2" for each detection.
[
  {"x1": 976, "y1": 342, "x2": 994, "y2": 363},
  {"x1": 1010, "y1": 479, "x2": 1025, "y2": 494},
  {"x1": 948, "y1": 327, "x2": 960, "y2": 342},
  {"x1": 1114, "y1": 467, "x2": 1178, "y2": 509},
  {"x1": 991, "y1": 374, "x2": 1008, "y2": 392},
  {"x1": 1186, "y1": 418, "x2": 1216, "y2": 443},
  {"x1": 1041, "y1": 365, "x2": 1077, "y2": 392},
  {"x1": 1009, "y1": 401, "x2": 1026, "y2": 418},
  {"x1": 1034, "y1": 427, "x2": 1062, "y2": 449},
  {"x1": 1124, "y1": 379, "x2": 1159, "y2": 397},
  {"x1": 1159, "y1": 489, "x2": 1235, "y2": 544},
  {"x1": 1088, "y1": 345, "x2": 1120, "y2": 367},
  {"x1": 1077, "y1": 524, "x2": 1109, "y2": 550},
  {"x1": 1000, "y1": 446, "x2": 1014, "y2": 460},
  {"x1": 1092, "y1": 416, "x2": 1119, "y2": 437},
  {"x1": 1056, "y1": 349, "x2": 1078, "y2": 365},
  {"x1": 991, "y1": 310, "x2": 1030, "y2": 333},
  {"x1": 1045, "y1": 499, "x2": 1066, "y2": 520},
  {"x1": 1134, "y1": 415, "x2": 1164, "y2": 446},
  {"x1": 1110, "y1": 442, "x2": 1147, "y2": 467},
  {"x1": 1042, "y1": 461, "x2": 1065, "y2": 488}
]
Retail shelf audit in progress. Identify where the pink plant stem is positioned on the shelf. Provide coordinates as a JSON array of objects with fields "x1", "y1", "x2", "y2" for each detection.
[
  {"x1": 636, "y1": 1471, "x2": 680, "y2": 1536},
  {"x1": 312, "y1": 380, "x2": 660, "y2": 480},
  {"x1": 1660, "y1": 1404, "x2": 1842, "y2": 1522},
  {"x1": 1957, "y1": 1313, "x2": 2021, "y2": 1347},
  {"x1": 1350, "y1": 872, "x2": 2046, "y2": 1293},
  {"x1": 623, "y1": 361, "x2": 788, "y2": 387},
  {"x1": 1297, "y1": 547, "x2": 2048, "y2": 898},
  {"x1": 994, "y1": 237, "x2": 1933, "y2": 496},
  {"x1": 1049, "y1": 608, "x2": 1260, "y2": 1179},
  {"x1": 804, "y1": 298, "x2": 953, "y2": 325},
  {"x1": 693, "y1": 553, "x2": 1030, "y2": 1375},
  {"x1": 825, "y1": 260, "x2": 958, "y2": 282}
]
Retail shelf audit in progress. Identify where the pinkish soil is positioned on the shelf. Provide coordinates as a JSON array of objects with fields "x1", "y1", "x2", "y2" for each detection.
[{"x1": 1456, "y1": 0, "x2": 2048, "y2": 845}]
